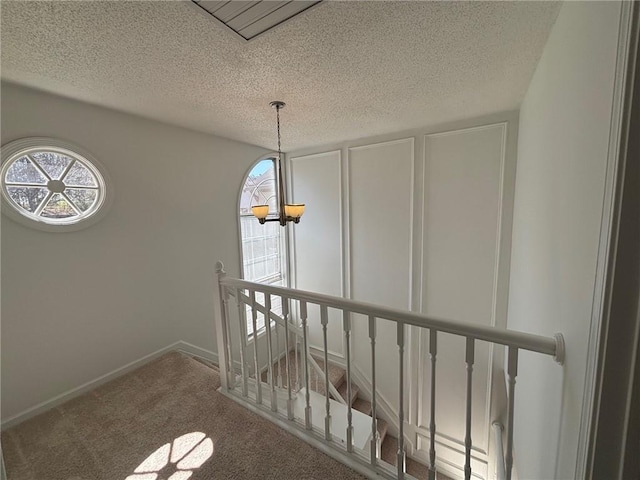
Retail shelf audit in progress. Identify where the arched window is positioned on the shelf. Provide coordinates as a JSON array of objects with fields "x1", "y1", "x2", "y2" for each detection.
[{"x1": 239, "y1": 158, "x2": 286, "y2": 335}]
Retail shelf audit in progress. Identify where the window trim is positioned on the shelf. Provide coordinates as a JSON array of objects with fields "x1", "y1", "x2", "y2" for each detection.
[
  {"x1": 237, "y1": 155, "x2": 290, "y2": 340},
  {"x1": 1, "y1": 137, "x2": 113, "y2": 232}
]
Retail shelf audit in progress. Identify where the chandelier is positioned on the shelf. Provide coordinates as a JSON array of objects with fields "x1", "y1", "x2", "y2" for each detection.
[{"x1": 251, "y1": 101, "x2": 305, "y2": 226}]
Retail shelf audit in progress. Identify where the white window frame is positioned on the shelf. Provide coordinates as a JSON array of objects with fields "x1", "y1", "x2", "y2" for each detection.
[
  {"x1": 237, "y1": 156, "x2": 289, "y2": 339},
  {"x1": 1, "y1": 137, "x2": 113, "y2": 232}
]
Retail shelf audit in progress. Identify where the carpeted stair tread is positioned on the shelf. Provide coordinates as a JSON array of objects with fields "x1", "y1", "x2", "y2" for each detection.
[
  {"x1": 262, "y1": 351, "x2": 346, "y2": 396},
  {"x1": 336, "y1": 381, "x2": 359, "y2": 406},
  {"x1": 352, "y1": 398, "x2": 372, "y2": 415},
  {"x1": 309, "y1": 355, "x2": 346, "y2": 395},
  {"x1": 261, "y1": 351, "x2": 303, "y2": 390}
]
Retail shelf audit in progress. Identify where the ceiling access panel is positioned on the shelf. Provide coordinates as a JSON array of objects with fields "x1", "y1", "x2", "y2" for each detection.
[{"x1": 193, "y1": 0, "x2": 322, "y2": 41}]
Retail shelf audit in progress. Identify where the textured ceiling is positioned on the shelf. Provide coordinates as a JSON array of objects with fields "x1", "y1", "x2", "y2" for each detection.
[{"x1": 1, "y1": 1, "x2": 560, "y2": 152}]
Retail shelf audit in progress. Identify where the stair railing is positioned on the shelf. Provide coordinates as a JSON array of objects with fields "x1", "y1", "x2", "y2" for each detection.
[
  {"x1": 230, "y1": 286, "x2": 347, "y2": 405},
  {"x1": 213, "y1": 261, "x2": 565, "y2": 480}
]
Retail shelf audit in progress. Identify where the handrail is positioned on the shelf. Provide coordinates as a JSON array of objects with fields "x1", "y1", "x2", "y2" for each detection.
[
  {"x1": 214, "y1": 262, "x2": 565, "y2": 480},
  {"x1": 220, "y1": 276, "x2": 564, "y2": 364}
]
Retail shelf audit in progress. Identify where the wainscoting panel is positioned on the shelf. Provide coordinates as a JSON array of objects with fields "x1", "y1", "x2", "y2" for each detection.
[
  {"x1": 348, "y1": 138, "x2": 414, "y2": 407},
  {"x1": 290, "y1": 151, "x2": 344, "y2": 357},
  {"x1": 413, "y1": 123, "x2": 507, "y2": 468}
]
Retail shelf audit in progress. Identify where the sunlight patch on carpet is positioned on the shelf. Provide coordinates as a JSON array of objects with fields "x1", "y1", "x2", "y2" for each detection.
[{"x1": 125, "y1": 432, "x2": 213, "y2": 480}]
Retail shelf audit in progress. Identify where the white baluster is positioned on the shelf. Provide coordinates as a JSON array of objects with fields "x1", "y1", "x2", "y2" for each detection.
[
  {"x1": 464, "y1": 337, "x2": 475, "y2": 480},
  {"x1": 295, "y1": 324, "x2": 300, "y2": 391},
  {"x1": 344, "y1": 310, "x2": 354, "y2": 453},
  {"x1": 283, "y1": 297, "x2": 294, "y2": 420},
  {"x1": 321, "y1": 305, "x2": 332, "y2": 441},
  {"x1": 301, "y1": 301, "x2": 312, "y2": 430},
  {"x1": 370, "y1": 315, "x2": 379, "y2": 465},
  {"x1": 429, "y1": 329, "x2": 437, "y2": 480},
  {"x1": 397, "y1": 322, "x2": 406, "y2": 479},
  {"x1": 213, "y1": 262, "x2": 231, "y2": 390},
  {"x1": 222, "y1": 290, "x2": 235, "y2": 389},
  {"x1": 506, "y1": 347, "x2": 518, "y2": 480},
  {"x1": 264, "y1": 294, "x2": 277, "y2": 412},
  {"x1": 275, "y1": 311, "x2": 283, "y2": 388},
  {"x1": 236, "y1": 288, "x2": 249, "y2": 397},
  {"x1": 250, "y1": 290, "x2": 262, "y2": 405}
]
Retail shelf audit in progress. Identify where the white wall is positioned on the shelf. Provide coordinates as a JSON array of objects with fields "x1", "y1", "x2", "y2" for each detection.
[
  {"x1": 289, "y1": 112, "x2": 518, "y2": 480},
  {"x1": 1, "y1": 82, "x2": 267, "y2": 422},
  {"x1": 290, "y1": 151, "x2": 344, "y2": 359},
  {"x1": 507, "y1": 2, "x2": 623, "y2": 479},
  {"x1": 412, "y1": 124, "x2": 510, "y2": 479}
]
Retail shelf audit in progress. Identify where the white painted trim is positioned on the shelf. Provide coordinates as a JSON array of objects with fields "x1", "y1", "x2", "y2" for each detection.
[
  {"x1": 1, "y1": 342, "x2": 188, "y2": 429},
  {"x1": 578, "y1": 3, "x2": 636, "y2": 478},
  {"x1": 340, "y1": 147, "x2": 349, "y2": 300},
  {"x1": 310, "y1": 345, "x2": 346, "y2": 365},
  {"x1": 487, "y1": 122, "x2": 508, "y2": 460},
  {"x1": 348, "y1": 136, "x2": 420, "y2": 154},
  {"x1": 414, "y1": 430, "x2": 488, "y2": 480},
  {"x1": 408, "y1": 125, "x2": 426, "y2": 429},
  {"x1": 343, "y1": 144, "x2": 352, "y2": 361},
  {"x1": 175, "y1": 341, "x2": 218, "y2": 364},
  {"x1": 288, "y1": 111, "x2": 518, "y2": 160},
  {"x1": 1, "y1": 341, "x2": 220, "y2": 430}
]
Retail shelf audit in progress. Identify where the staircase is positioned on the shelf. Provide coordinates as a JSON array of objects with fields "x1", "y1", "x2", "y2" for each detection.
[
  {"x1": 215, "y1": 264, "x2": 564, "y2": 480},
  {"x1": 267, "y1": 350, "x2": 440, "y2": 479}
]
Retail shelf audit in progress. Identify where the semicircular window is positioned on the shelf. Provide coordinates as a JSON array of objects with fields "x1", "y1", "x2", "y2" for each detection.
[{"x1": 1, "y1": 144, "x2": 106, "y2": 226}]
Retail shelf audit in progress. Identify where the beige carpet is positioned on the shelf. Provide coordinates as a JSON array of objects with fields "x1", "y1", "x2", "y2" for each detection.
[{"x1": 2, "y1": 352, "x2": 368, "y2": 480}]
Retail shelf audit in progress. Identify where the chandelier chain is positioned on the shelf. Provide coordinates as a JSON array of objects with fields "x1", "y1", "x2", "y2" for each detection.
[{"x1": 276, "y1": 105, "x2": 282, "y2": 160}]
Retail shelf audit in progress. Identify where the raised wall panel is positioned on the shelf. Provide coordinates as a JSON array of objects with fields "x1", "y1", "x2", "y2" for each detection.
[
  {"x1": 290, "y1": 151, "x2": 344, "y2": 357},
  {"x1": 349, "y1": 138, "x2": 414, "y2": 406},
  {"x1": 415, "y1": 124, "x2": 506, "y2": 470}
]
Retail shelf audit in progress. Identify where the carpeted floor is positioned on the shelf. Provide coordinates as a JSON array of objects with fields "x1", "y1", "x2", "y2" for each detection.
[{"x1": 2, "y1": 352, "x2": 369, "y2": 480}]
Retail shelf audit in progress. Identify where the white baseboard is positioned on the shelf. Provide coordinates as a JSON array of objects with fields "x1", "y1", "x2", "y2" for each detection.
[
  {"x1": 175, "y1": 341, "x2": 218, "y2": 365},
  {"x1": 309, "y1": 345, "x2": 346, "y2": 367},
  {"x1": 1, "y1": 341, "x2": 218, "y2": 430}
]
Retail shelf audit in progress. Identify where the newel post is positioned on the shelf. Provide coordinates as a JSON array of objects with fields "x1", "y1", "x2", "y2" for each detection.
[{"x1": 213, "y1": 261, "x2": 230, "y2": 390}]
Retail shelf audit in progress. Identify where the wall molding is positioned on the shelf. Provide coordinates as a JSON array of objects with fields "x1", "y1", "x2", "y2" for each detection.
[
  {"x1": 347, "y1": 135, "x2": 416, "y2": 311},
  {"x1": 414, "y1": 122, "x2": 509, "y2": 467},
  {"x1": 1, "y1": 341, "x2": 219, "y2": 430},
  {"x1": 413, "y1": 430, "x2": 488, "y2": 480},
  {"x1": 289, "y1": 149, "x2": 345, "y2": 358},
  {"x1": 580, "y1": 2, "x2": 638, "y2": 478},
  {"x1": 309, "y1": 345, "x2": 346, "y2": 365}
]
